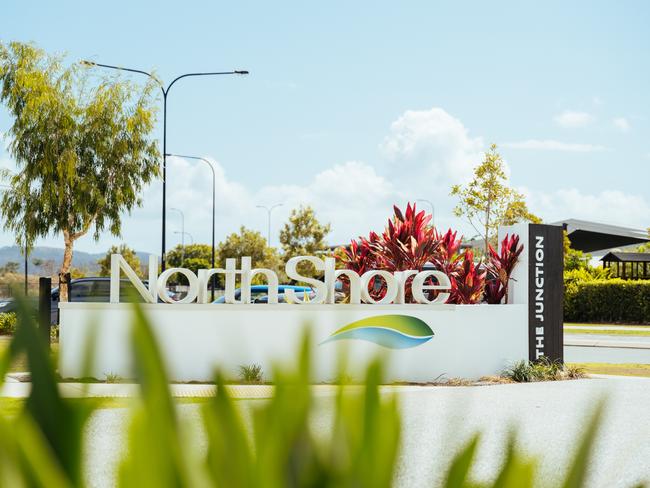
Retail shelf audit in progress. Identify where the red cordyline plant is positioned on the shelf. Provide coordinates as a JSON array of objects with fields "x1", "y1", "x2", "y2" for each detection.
[
  {"x1": 485, "y1": 233, "x2": 524, "y2": 304},
  {"x1": 372, "y1": 203, "x2": 440, "y2": 271},
  {"x1": 338, "y1": 203, "x2": 440, "y2": 301},
  {"x1": 448, "y1": 249, "x2": 487, "y2": 304},
  {"x1": 337, "y1": 203, "x2": 519, "y2": 305}
]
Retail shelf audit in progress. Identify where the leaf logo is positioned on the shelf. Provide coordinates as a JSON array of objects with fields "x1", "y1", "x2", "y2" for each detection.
[{"x1": 322, "y1": 315, "x2": 434, "y2": 349}]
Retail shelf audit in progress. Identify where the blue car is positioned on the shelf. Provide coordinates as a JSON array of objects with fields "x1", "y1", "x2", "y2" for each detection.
[{"x1": 212, "y1": 285, "x2": 313, "y2": 303}]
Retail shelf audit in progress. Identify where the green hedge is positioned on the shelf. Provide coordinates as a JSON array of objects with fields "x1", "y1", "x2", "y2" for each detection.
[
  {"x1": 0, "y1": 312, "x2": 17, "y2": 335},
  {"x1": 565, "y1": 279, "x2": 650, "y2": 324}
]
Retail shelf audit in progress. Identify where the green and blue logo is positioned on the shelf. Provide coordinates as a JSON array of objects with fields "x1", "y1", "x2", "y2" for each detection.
[{"x1": 322, "y1": 315, "x2": 434, "y2": 349}]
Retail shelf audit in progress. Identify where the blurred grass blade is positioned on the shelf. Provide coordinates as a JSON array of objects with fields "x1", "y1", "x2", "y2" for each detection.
[
  {"x1": 491, "y1": 433, "x2": 536, "y2": 488},
  {"x1": 8, "y1": 293, "x2": 92, "y2": 486},
  {"x1": 444, "y1": 434, "x2": 480, "y2": 488},
  {"x1": 0, "y1": 415, "x2": 72, "y2": 488},
  {"x1": 561, "y1": 401, "x2": 605, "y2": 488},
  {"x1": 203, "y1": 372, "x2": 254, "y2": 487},
  {"x1": 118, "y1": 303, "x2": 193, "y2": 487}
]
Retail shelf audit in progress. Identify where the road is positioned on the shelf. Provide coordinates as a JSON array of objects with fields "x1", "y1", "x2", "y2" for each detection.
[{"x1": 565, "y1": 333, "x2": 650, "y2": 363}]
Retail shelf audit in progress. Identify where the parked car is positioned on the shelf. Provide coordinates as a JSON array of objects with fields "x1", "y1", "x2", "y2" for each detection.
[
  {"x1": 0, "y1": 297, "x2": 18, "y2": 315},
  {"x1": 50, "y1": 277, "x2": 150, "y2": 324},
  {"x1": 212, "y1": 285, "x2": 313, "y2": 304}
]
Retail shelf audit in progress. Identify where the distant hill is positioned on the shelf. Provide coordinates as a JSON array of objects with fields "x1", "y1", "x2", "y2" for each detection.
[{"x1": 0, "y1": 246, "x2": 151, "y2": 275}]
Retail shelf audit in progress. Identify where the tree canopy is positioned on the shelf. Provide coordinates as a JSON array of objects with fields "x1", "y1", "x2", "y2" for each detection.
[
  {"x1": 0, "y1": 42, "x2": 159, "y2": 298},
  {"x1": 451, "y1": 144, "x2": 540, "y2": 254},
  {"x1": 97, "y1": 244, "x2": 142, "y2": 277},
  {"x1": 279, "y1": 206, "x2": 331, "y2": 278},
  {"x1": 166, "y1": 244, "x2": 213, "y2": 274},
  {"x1": 218, "y1": 226, "x2": 283, "y2": 282}
]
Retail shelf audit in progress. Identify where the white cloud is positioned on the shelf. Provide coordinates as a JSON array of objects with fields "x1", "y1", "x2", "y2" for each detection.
[
  {"x1": 554, "y1": 110, "x2": 593, "y2": 128},
  {"x1": 1, "y1": 106, "x2": 647, "y2": 256},
  {"x1": 501, "y1": 139, "x2": 606, "y2": 152},
  {"x1": 612, "y1": 117, "x2": 631, "y2": 132},
  {"x1": 527, "y1": 188, "x2": 650, "y2": 229},
  {"x1": 380, "y1": 107, "x2": 484, "y2": 186}
]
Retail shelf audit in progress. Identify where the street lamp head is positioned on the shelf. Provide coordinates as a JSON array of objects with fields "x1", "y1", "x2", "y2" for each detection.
[
  {"x1": 234, "y1": 70, "x2": 250, "y2": 75},
  {"x1": 80, "y1": 60, "x2": 96, "y2": 67}
]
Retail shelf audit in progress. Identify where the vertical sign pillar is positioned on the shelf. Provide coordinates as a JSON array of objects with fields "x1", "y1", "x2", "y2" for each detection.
[
  {"x1": 499, "y1": 223, "x2": 564, "y2": 363},
  {"x1": 38, "y1": 277, "x2": 52, "y2": 346},
  {"x1": 527, "y1": 224, "x2": 563, "y2": 362}
]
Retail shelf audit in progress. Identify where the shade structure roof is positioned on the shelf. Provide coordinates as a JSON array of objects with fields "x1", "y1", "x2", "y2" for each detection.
[
  {"x1": 551, "y1": 219, "x2": 649, "y2": 253},
  {"x1": 600, "y1": 252, "x2": 650, "y2": 263}
]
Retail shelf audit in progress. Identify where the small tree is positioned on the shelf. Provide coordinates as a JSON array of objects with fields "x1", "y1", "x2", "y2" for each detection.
[
  {"x1": 1, "y1": 261, "x2": 20, "y2": 275},
  {"x1": 218, "y1": 227, "x2": 284, "y2": 283},
  {"x1": 97, "y1": 244, "x2": 142, "y2": 277},
  {"x1": 279, "y1": 206, "x2": 331, "y2": 276},
  {"x1": 0, "y1": 42, "x2": 159, "y2": 300},
  {"x1": 166, "y1": 244, "x2": 213, "y2": 274},
  {"x1": 451, "y1": 144, "x2": 539, "y2": 255}
]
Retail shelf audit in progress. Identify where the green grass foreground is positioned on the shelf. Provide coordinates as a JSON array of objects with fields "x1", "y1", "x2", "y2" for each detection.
[{"x1": 571, "y1": 363, "x2": 650, "y2": 378}]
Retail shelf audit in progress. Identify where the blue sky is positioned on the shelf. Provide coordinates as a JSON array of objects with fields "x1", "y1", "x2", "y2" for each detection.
[{"x1": 1, "y1": 1, "x2": 649, "y2": 254}]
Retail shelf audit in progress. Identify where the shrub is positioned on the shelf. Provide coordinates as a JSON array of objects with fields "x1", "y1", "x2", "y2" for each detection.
[
  {"x1": 503, "y1": 358, "x2": 578, "y2": 382},
  {"x1": 565, "y1": 279, "x2": 650, "y2": 324},
  {"x1": 0, "y1": 312, "x2": 16, "y2": 335},
  {"x1": 238, "y1": 363, "x2": 263, "y2": 383},
  {"x1": 337, "y1": 203, "x2": 513, "y2": 304},
  {"x1": 485, "y1": 233, "x2": 523, "y2": 304}
]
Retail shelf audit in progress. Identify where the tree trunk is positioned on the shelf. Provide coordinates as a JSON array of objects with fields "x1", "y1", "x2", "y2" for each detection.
[{"x1": 59, "y1": 230, "x2": 75, "y2": 302}]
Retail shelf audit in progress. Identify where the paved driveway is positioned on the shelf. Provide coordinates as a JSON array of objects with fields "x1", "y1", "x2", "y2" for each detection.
[{"x1": 79, "y1": 376, "x2": 650, "y2": 487}]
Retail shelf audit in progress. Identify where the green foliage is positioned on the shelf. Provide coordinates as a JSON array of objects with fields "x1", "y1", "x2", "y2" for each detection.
[
  {"x1": 0, "y1": 312, "x2": 17, "y2": 335},
  {"x1": 563, "y1": 231, "x2": 593, "y2": 271},
  {"x1": 565, "y1": 279, "x2": 650, "y2": 324},
  {"x1": 502, "y1": 357, "x2": 581, "y2": 382},
  {"x1": 279, "y1": 206, "x2": 331, "y2": 277},
  {"x1": 166, "y1": 244, "x2": 213, "y2": 272},
  {"x1": 0, "y1": 41, "x2": 159, "y2": 286},
  {"x1": 238, "y1": 363, "x2": 263, "y2": 383},
  {"x1": 218, "y1": 226, "x2": 284, "y2": 282},
  {"x1": 451, "y1": 144, "x2": 539, "y2": 254},
  {"x1": 0, "y1": 299, "x2": 616, "y2": 487},
  {"x1": 98, "y1": 244, "x2": 142, "y2": 277}
]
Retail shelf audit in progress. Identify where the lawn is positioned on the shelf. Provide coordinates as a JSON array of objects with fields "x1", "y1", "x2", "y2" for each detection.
[
  {"x1": 0, "y1": 336, "x2": 58, "y2": 373},
  {"x1": 0, "y1": 397, "x2": 211, "y2": 419},
  {"x1": 570, "y1": 363, "x2": 650, "y2": 378},
  {"x1": 564, "y1": 328, "x2": 650, "y2": 337},
  {"x1": 564, "y1": 323, "x2": 650, "y2": 337}
]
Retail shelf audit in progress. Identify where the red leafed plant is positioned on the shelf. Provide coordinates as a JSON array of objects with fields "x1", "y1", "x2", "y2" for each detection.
[
  {"x1": 372, "y1": 203, "x2": 440, "y2": 272},
  {"x1": 484, "y1": 233, "x2": 523, "y2": 304},
  {"x1": 430, "y1": 228, "x2": 463, "y2": 276},
  {"x1": 448, "y1": 249, "x2": 486, "y2": 304},
  {"x1": 337, "y1": 202, "x2": 508, "y2": 305},
  {"x1": 337, "y1": 203, "x2": 441, "y2": 302}
]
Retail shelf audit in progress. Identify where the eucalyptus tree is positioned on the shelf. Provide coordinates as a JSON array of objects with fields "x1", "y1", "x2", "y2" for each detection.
[{"x1": 0, "y1": 42, "x2": 160, "y2": 300}]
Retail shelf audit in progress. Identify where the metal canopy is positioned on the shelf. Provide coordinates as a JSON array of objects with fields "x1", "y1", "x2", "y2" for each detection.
[
  {"x1": 551, "y1": 219, "x2": 649, "y2": 253},
  {"x1": 600, "y1": 252, "x2": 650, "y2": 263}
]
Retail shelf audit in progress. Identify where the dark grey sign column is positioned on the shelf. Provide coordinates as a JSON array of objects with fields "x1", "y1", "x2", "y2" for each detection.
[{"x1": 528, "y1": 224, "x2": 564, "y2": 362}]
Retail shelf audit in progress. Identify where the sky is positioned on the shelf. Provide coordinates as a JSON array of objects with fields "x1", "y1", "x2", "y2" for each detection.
[{"x1": 1, "y1": 1, "x2": 649, "y2": 256}]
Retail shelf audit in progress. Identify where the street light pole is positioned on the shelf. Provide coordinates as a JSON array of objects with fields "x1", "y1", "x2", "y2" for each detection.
[
  {"x1": 416, "y1": 199, "x2": 435, "y2": 228},
  {"x1": 166, "y1": 154, "x2": 216, "y2": 299},
  {"x1": 81, "y1": 60, "x2": 248, "y2": 271},
  {"x1": 256, "y1": 203, "x2": 283, "y2": 246},
  {"x1": 170, "y1": 207, "x2": 184, "y2": 265}
]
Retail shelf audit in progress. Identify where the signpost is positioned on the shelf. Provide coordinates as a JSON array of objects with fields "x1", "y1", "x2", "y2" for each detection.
[{"x1": 58, "y1": 223, "x2": 565, "y2": 381}]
